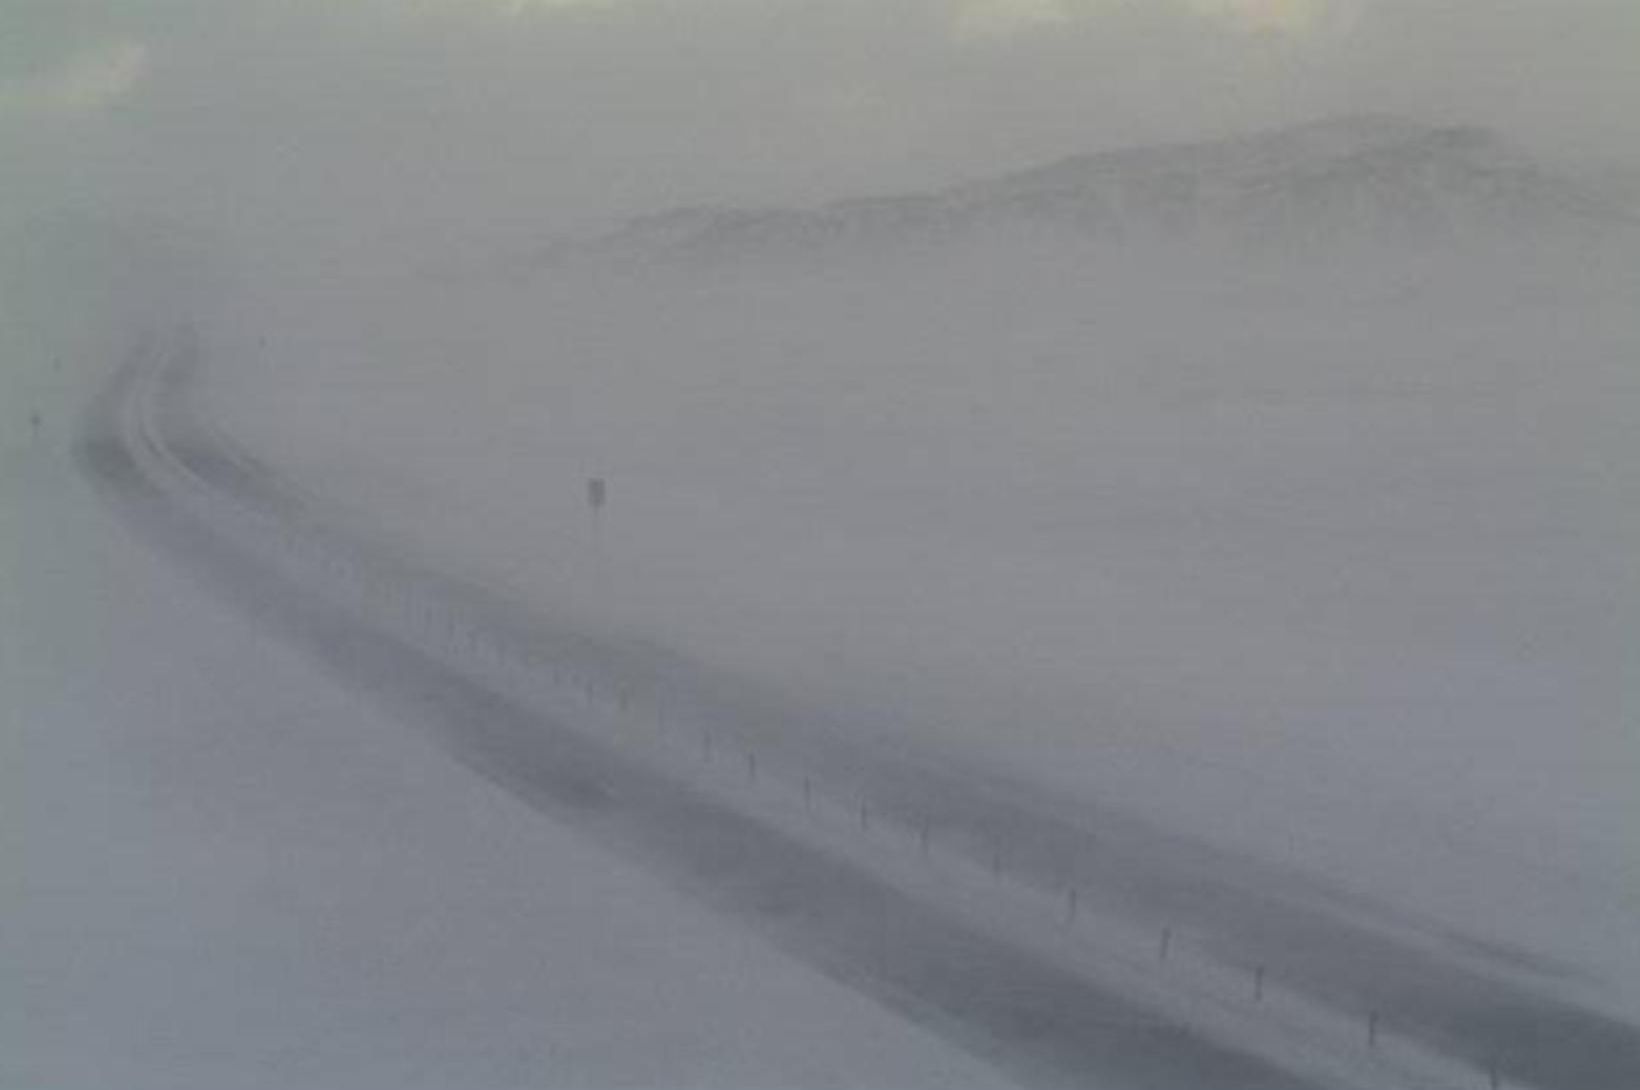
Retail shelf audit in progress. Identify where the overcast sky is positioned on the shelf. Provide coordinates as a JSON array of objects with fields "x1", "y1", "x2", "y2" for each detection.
[{"x1": 3, "y1": 0, "x2": 1637, "y2": 252}]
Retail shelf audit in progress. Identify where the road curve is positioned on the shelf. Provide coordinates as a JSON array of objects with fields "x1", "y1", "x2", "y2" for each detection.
[{"x1": 79, "y1": 327, "x2": 1640, "y2": 1090}]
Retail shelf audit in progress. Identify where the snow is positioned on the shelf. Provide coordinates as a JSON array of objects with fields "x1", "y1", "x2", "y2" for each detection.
[
  {"x1": 193, "y1": 231, "x2": 1640, "y2": 1023},
  {"x1": 6, "y1": 116, "x2": 1639, "y2": 1088},
  {"x1": 1, "y1": 321, "x2": 1004, "y2": 1089}
]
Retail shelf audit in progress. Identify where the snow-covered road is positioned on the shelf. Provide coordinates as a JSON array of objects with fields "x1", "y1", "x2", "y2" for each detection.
[
  {"x1": 3, "y1": 352, "x2": 1001, "y2": 1089},
  {"x1": 40, "y1": 325, "x2": 1637, "y2": 1088}
]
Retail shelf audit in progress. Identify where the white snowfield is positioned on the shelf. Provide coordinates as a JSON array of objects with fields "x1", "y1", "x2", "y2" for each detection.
[
  {"x1": 9, "y1": 116, "x2": 1637, "y2": 1085},
  {"x1": 64, "y1": 300, "x2": 1639, "y2": 1090},
  {"x1": 3, "y1": 343, "x2": 1008, "y2": 1089}
]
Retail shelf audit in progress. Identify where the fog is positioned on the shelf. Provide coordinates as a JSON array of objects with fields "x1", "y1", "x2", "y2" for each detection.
[
  {"x1": 5, "y1": 3, "x2": 1640, "y2": 1089},
  {"x1": 6, "y1": 1, "x2": 1640, "y2": 253}
]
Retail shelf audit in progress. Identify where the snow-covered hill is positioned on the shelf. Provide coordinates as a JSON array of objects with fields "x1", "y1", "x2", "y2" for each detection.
[{"x1": 539, "y1": 117, "x2": 1630, "y2": 267}]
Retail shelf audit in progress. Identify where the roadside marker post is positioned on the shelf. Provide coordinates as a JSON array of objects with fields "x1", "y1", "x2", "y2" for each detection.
[{"x1": 587, "y1": 476, "x2": 607, "y2": 541}]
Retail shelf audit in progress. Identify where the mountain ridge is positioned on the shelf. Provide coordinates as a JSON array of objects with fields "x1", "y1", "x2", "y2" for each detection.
[{"x1": 533, "y1": 116, "x2": 1633, "y2": 268}]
